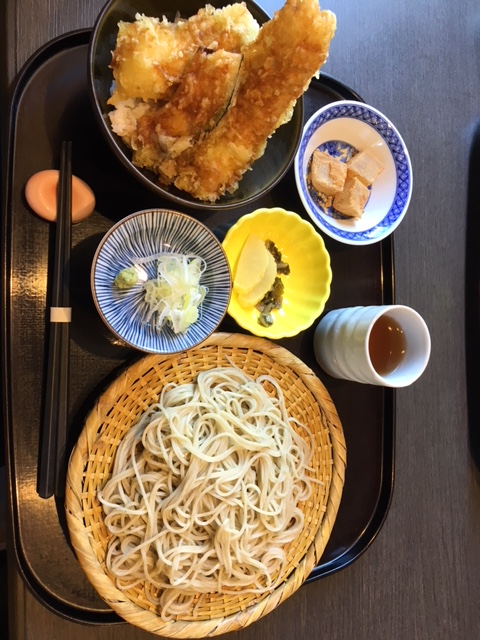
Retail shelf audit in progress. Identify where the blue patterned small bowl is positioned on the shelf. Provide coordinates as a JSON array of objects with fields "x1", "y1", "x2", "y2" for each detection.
[
  {"x1": 91, "y1": 209, "x2": 231, "y2": 354},
  {"x1": 294, "y1": 100, "x2": 412, "y2": 245}
]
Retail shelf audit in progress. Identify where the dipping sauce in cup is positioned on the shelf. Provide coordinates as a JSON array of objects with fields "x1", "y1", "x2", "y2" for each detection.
[
  {"x1": 313, "y1": 305, "x2": 430, "y2": 387},
  {"x1": 369, "y1": 313, "x2": 406, "y2": 376}
]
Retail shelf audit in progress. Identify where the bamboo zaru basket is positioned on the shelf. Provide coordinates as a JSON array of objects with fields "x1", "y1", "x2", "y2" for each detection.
[{"x1": 65, "y1": 333, "x2": 346, "y2": 637}]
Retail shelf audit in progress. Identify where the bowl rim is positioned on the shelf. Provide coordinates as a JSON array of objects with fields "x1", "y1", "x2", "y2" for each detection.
[
  {"x1": 222, "y1": 207, "x2": 332, "y2": 338},
  {"x1": 87, "y1": 0, "x2": 304, "y2": 211},
  {"x1": 294, "y1": 99, "x2": 413, "y2": 246},
  {"x1": 91, "y1": 208, "x2": 232, "y2": 353}
]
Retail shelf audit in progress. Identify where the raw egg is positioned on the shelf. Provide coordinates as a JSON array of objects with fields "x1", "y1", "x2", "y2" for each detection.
[{"x1": 25, "y1": 169, "x2": 95, "y2": 223}]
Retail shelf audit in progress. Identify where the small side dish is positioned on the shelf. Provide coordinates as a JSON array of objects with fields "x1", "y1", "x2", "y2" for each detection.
[
  {"x1": 222, "y1": 207, "x2": 331, "y2": 339},
  {"x1": 91, "y1": 209, "x2": 231, "y2": 354},
  {"x1": 294, "y1": 100, "x2": 413, "y2": 245}
]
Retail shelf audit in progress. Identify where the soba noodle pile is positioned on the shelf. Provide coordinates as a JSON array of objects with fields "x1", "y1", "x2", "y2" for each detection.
[{"x1": 98, "y1": 366, "x2": 316, "y2": 619}]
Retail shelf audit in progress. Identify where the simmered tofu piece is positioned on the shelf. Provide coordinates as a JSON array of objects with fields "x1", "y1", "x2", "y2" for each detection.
[
  {"x1": 333, "y1": 176, "x2": 370, "y2": 218},
  {"x1": 347, "y1": 150, "x2": 384, "y2": 186},
  {"x1": 310, "y1": 149, "x2": 347, "y2": 196}
]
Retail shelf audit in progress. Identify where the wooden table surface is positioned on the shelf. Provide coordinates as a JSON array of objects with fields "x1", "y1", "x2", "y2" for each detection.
[{"x1": 2, "y1": 0, "x2": 480, "y2": 639}]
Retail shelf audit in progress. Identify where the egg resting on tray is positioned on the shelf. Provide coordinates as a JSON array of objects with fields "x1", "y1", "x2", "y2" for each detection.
[{"x1": 108, "y1": 1, "x2": 336, "y2": 202}]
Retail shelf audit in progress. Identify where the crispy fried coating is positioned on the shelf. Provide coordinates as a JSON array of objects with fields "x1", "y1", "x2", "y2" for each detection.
[
  {"x1": 160, "y1": 0, "x2": 337, "y2": 201},
  {"x1": 132, "y1": 49, "x2": 242, "y2": 167},
  {"x1": 109, "y1": 5, "x2": 259, "y2": 105},
  {"x1": 109, "y1": 15, "x2": 195, "y2": 105},
  {"x1": 187, "y1": 3, "x2": 260, "y2": 50}
]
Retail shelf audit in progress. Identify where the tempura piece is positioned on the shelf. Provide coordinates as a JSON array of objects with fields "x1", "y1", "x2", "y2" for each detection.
[
  {"x1": 109, "y1": 5, "x2": 259, "y2": 106},
  {"x1": 132, "y1": 49, "x2": 242, "y2": 168},
  {"x1": 109, "y1": 15, "x2": 196, "y2": 105},
  {"x1": 187, "y1": 3, "x2": 260, "y2": 50},
  {"x1": 159, "y1": 0, "x2": 336, "y2": 201}
]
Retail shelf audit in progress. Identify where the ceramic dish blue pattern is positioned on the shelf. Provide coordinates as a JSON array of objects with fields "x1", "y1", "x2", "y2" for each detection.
[
  {"x1": 294, "y1": 100, "x2": 412, "y2": 245},
  {"x1": 91, "y1": 209, "x2": 231, "y2": 354}
]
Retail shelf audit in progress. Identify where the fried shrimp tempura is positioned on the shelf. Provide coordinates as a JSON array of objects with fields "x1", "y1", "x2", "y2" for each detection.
[
  {"x1": 159, "y1": 0, "x2": 336, "y2": 201},
  {"x1": 109, "y1": 5, "x2": 259, "y2": 106}
]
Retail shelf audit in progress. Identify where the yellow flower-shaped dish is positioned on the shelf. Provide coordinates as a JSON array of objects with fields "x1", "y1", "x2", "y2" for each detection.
[{"x1": 222, "y1": 207, "x2": 332, "y2": 338}]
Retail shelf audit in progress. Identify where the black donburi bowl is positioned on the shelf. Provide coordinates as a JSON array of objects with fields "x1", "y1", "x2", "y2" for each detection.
[{"x1": 88, "y1": 0, "x2": 304, "y2": 211}]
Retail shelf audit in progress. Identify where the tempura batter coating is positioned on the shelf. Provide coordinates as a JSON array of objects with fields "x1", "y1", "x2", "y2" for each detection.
[
  {"x1": 109, "y1": 15, "x2": 194, "y2": 105},
  {"x1": 187, "y1": 3, "x2": 260, "y2": 50},
  {"x1": 132, "y1": 50, "x2": 242, "y2": 168},
  {"x1": 160, "y1": 0, "x2": 336, "y2": 201},
  {"x1": 109, "y1": 5, "x2": 259, "y2": 105}
]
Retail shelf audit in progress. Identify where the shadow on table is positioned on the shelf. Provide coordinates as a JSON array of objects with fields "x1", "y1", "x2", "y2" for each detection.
[{"x1": 466, "y1": 119, "x2": 480, "y2": 474}]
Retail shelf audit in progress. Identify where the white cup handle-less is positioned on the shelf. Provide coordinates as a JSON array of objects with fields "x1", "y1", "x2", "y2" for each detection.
[{"x1": 314, "y1": 305, "x2": 431, "y2": 388}]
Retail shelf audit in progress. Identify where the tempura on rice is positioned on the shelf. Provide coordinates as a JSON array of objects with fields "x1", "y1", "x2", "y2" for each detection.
[
  {"x1": 108, "y1": 1, "x2": 337, "y2": 201},
  {"x1": 109, "y1": 4, "x2": 259, "y2": 105}
]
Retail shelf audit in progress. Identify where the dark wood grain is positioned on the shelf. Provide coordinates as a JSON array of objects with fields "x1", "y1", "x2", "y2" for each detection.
[{"x1": 3, "y1": 0, "x2": 480, "y2": 639}]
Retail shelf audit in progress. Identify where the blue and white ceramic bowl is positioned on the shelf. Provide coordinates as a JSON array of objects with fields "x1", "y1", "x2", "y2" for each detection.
[
  {"x1": 91, "y1": 209, "x2": 232, "y2": 354},
  {"x1": 294, "y1": 100, "x2": 412, "y2": 245}
]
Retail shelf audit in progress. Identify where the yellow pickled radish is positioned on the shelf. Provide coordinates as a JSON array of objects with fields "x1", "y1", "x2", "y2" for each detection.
[
  {"x1": 233, "y1": 234, "x2": 271, "y2": 295},
  {"x1": 237, "y1": 250, "x2": 277, "y2": 308}
]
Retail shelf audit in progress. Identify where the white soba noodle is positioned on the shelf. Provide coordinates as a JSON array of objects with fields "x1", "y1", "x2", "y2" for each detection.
[{"x1": 98, "y1": 366, "x2": 316, "y2": 620}]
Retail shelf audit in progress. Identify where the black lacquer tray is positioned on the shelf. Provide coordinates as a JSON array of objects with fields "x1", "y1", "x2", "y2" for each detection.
[{"x1": 1, "y1": 30, "x2": 395, "y2": 623}]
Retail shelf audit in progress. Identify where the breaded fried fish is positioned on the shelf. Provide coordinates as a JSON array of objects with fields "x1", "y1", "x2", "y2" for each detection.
[
  {"x1": 109, "y1": 5, "x2": 259, "y2": 106},
  {"x1": 159, "y1": 0, "x2": 337, "y2": 201}
]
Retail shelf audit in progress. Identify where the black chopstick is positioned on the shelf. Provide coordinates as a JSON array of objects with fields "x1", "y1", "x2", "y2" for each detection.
[{"x1": 37, "y1": 141, "x2": 72, "y2": 499}]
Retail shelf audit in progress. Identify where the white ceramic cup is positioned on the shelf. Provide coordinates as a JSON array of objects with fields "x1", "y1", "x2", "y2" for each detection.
[{"x1": 313, "y1": 305, "x2": 431, "y2": 387}]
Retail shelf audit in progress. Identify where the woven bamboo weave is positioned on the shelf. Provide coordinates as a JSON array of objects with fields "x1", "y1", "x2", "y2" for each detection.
[{"x1": 65, "y1": 332, "x2": 346, "y2": 637}]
